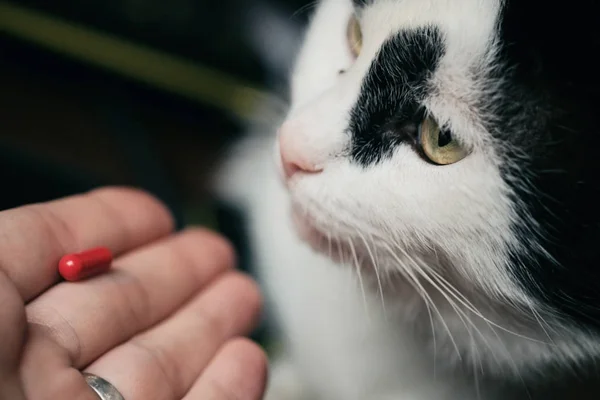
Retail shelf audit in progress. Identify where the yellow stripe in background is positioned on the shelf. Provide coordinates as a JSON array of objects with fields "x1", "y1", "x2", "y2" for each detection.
[{"x1": 0, "y1": 1, "x2": 275, "y2": 120}]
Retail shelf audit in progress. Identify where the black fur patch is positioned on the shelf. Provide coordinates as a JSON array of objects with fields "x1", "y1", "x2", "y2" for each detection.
[
  {"x1": 484, "y1": 0, "x2": 600, "y2": 332},
  {"x1": 348, "y1": 27, "x2": 445, "y2": 166},
  {"x1": 352, "y1": 0, "x2": 371, "y2": 7}
]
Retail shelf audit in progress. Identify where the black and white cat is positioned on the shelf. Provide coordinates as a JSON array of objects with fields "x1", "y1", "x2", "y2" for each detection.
[{"x1": 217, "y1": 0, "x2": 600, "y2": 398}]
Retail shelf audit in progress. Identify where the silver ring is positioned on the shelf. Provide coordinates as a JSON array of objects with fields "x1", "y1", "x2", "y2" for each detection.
[{"x1": 84, "y1": 373, "x2": 125, "y2": 400}]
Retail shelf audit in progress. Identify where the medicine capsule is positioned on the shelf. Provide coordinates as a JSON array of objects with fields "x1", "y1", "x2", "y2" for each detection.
[{"x1": 58, "y1": 247, "x2": 113, "y2": 281}]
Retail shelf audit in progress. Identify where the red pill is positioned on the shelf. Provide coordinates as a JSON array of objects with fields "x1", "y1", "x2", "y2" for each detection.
[{"x1": 58, "y1": 247, "x2": 113, "y2": 282}]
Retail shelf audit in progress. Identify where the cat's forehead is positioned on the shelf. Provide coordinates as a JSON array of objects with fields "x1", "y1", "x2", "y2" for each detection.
[
  {"x1": 353, "y1": 0, "x2": 502, "y2": 24},
  {"x1": 356, "y1": 0, "x2": 502, "y2": 56}
]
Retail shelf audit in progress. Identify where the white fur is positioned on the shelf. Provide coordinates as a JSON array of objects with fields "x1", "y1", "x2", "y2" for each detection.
[{"x1": 215, "y1": 0, "x2": 596, "y2": 398}]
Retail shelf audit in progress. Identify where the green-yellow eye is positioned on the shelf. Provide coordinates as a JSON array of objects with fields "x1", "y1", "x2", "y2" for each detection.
[
  {"x1": 419, "y1": 116, "x2": 469, "y2": 165},
  {"x1": 347, "y1": 15, "x2": 363, "y2": 58}
]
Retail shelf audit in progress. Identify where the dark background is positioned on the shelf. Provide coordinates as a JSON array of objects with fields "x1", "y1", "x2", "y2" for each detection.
[{"x1": 0, "y1": 0, "x2": 310, "y2": 220}]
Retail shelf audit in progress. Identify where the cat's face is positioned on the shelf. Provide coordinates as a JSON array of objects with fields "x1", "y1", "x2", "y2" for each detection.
[
  {"x1": 274, "y1": 0, "x2": 600, "y2": 371},
  {"x1": 277, "y1": 0, "x2": 518, "y2": 298}
]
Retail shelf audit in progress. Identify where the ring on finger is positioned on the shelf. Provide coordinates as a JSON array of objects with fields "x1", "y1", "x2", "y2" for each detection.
[{"x1": 84, "y1": 373, "x2": 125, "y2": 400}]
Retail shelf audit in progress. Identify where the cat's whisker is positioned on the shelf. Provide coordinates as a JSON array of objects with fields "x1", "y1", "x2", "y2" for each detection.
[
  {"x1": 425, "y1": 266, "x2": 509, "y2": 372},
  {"x1": 380, "y1": 242, "x2": 463, "y2": 361},
  {"x1": 419, "y1": 264, "x2": 534, "y2": 382},
  {"x1": 397, "y1": 246, "x2": 441, "y2": 377},
  {"x1": 426, "y1": 266, "x2": 551, "y2": 346},
  {"x1": 385, "y1": 255, "x2": 441, "y2": 364},
  {"x1": 425, "y1": 286, "x2": 438, "y2": 379},
  {"x1": 527, "y1": 304, "x2": 557, "y2": 345},
  {"x1": 471, "y1": 337, "x2": 483, "y2": 400},
  {"x1": 348, "y1": 237, "x2": 370, "y2": 321},
  {"x1": 309, "y1": 210, "x2": 551, "y2": 355},
  {"x1": 357, "y1": 230, "x2": 387, "y2": 316},
  {"x1": 338, "y1": 235, "x2": 346, "y2": 267},
  {"x1": 390, "y1": 242, "x2": 511, "y2": 372},
  {"x1": 395, "y1": 244, "x2": 496, "y2": 367},
  {"x1": 326, "y1": 231, "x2": 333, "y2": 260},
  {"x1": 395, "y1": 244, "x2": 548, "y2": 346}
]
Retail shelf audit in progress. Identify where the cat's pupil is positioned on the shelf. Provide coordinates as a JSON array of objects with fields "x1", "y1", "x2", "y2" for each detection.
[{"x1": 438, "y1": 130, "x2": 453, "y2": 147}]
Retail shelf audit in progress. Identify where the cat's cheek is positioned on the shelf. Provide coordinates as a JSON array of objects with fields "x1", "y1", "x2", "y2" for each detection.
[
  {"x1": 290, "y1": 208, "x2": 318, "y2": 243},
  {"x1": 289, "y1": 206, "x2": 354, "y2": 264},
  {"x1": 288, "y1": 206, "x2": 330, "y2": 255}
]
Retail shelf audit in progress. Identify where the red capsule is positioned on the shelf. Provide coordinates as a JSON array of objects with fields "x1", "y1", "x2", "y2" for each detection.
[{"x1": 58, "y1": 247, "x2": 113, "y2": 282}]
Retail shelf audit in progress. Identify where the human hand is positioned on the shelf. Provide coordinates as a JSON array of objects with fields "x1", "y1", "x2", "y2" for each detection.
[{"x1": 0, "y1": 187, "x2": 266, "y2": 400}]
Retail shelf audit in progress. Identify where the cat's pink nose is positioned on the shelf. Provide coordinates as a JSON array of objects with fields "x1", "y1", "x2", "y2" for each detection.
[{"x1": 279, "y1": 126, "x2": 323, "y2": 180}]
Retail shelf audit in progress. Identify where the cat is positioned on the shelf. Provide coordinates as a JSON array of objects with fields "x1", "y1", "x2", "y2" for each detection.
[{"x1": 216, "y1": 0, "x2": 600, "y2": 398}]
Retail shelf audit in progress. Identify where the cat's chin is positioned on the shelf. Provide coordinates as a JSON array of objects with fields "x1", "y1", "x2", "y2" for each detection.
[
  {"x1": 290, "y1": 207, "x2": 370, "y2": 267},
  {"x1": 290, "y1": 208, "x2": 328, "y2": 250}
]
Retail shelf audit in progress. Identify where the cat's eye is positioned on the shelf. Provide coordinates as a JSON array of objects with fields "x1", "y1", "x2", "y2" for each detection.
[
  {"x1": 347, "y1": 15, "x2": 363, "y2": 58},
  {"x1": 419, "y1": 117, "x2": 469, "y2": 165}
]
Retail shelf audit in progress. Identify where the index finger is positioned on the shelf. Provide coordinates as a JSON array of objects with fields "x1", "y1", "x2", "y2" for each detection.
[{"x1": 0, "y1": 187, "x2": 174, "y2": 301}]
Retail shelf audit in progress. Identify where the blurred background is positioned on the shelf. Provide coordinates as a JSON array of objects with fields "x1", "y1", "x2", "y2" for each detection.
[{"x1": 1, "y1": 0, "x2": 311, "y2": 344}]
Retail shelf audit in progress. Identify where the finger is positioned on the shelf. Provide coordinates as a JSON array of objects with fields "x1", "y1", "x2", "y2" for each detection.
[
  {"x1": 83, "y1": 272, "x2": 262, "y2": 400},
  {"x1": 183, "y1": 338, "x2": 267, "y2": 400},
  {"x1": 19, "y1": 326, "x2": 98, "y2": 400},
  {"x1": 0, "y1": 187, "x2": 174, "y2": 301},
  {"x1": 0, "y1": 270, "x2": 26, "y2": 368},
  {"x1": 0, "y1": 272, "x2": 28, "y2": 400},
  {"x1": 25, "y1": 228, "x2": 235, "y2": 368},
  {"x1": 0, "y1": 368, "x2": 27, "y2": 400}
]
